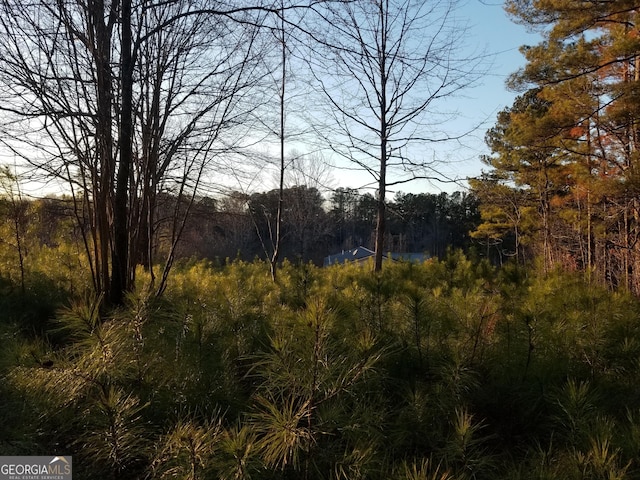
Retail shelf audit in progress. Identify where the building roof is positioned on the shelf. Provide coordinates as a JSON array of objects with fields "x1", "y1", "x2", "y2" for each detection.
[
  {"x1": 323, "y1": 247, "x2": 429, "y2": 266},
  {"x1": 323, "y1": 247, "x2": 376, "y2": 266}
]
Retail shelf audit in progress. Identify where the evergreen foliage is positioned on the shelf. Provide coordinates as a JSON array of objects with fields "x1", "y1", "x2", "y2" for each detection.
[
  {"x1": 2, "y1": 249, "x2": 640, "y2": 479},
  {"x1": 472, "y1": 0, "x2": 640, "y2": 294}
]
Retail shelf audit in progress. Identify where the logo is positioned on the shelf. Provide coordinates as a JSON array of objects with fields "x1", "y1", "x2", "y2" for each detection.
[{"x1": 0, "y1": 456, "x2": 72, "y2": 480}]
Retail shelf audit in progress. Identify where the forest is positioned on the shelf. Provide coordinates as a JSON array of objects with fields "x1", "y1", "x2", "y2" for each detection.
[
  {"x1": 2, "y1": 0, "x2": 640, "y2": 478},
  {"x1": 0, "y1": 185, "x2": 478, "y2": 270}
]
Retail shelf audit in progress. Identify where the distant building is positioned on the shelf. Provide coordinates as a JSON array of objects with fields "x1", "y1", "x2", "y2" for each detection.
[
  {"x1": 323, "y1": 246, "x2": 376, "y2": 266},
  {"x1": 323, "y1": 246, "x2": 429, "y2": 266}
]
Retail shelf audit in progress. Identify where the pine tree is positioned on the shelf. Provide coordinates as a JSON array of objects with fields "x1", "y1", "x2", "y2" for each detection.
[{"x1": 474, "y1": 1, "x2": 640, "y2": 286}]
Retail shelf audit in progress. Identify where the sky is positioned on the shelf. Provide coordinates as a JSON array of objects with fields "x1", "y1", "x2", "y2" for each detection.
[
  {"x1": 328, "y1": 0, "x2": 543, "y2": 196},
  {"x1": 5, "y1": 0, "x2": 543, "y2": 199}
]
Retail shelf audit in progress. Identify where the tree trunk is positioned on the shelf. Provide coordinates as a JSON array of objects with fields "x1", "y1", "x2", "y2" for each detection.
[
  {"x1": 111, "y1": 0, "x2": 133, "y2": 305},
  {"x1": 374, "y1": 182, "x2": 386, "y2": 271},
  {"x1": 90, "y1": 0, "x2": 115, "y2": 300},
  {"x1": 374, "y1": 26, "x2": 388, "y2": 273},
  {"x1": 271, "y1": 4, "x2": 286, "y2": 283}
]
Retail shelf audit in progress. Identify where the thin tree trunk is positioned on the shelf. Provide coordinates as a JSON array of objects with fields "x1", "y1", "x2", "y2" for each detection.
[
  {"x1": 90, "y1": 0, "x2": 116, "y2": 301},
  {"x1": 374, "y1": 8, "x2": 388, "y2": 273},
  {"x1": 374, "y1": 182, "x2": 386, "y2": 271},
  {"x1": 111, "y1": 0, "x2": 133, "y2": 305},
  {"x1": 271, "y1": 4, "x2": 286, "y2": 282}
]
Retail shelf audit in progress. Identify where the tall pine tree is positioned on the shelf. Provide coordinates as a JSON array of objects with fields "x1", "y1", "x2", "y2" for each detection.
[{"x1": 476, "y1": 0, "x2": 640, "y2": 291}]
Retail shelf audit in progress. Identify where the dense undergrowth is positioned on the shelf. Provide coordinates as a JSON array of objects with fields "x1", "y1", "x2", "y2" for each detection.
[{"x1": 1, "y1": 252, "x2": 640, "y2": 479}]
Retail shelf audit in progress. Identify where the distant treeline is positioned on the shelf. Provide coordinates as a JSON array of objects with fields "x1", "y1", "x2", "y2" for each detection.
[{"x1": 3, "y1": 188, "x2": 480, "y2": 267}]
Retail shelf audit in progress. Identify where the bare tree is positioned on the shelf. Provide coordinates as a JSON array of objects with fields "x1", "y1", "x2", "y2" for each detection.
[
  {"x1": 132, "y1": 1, "x2": 269, "y2": 297},
  {"x1": 307, "y1": 0, "x2": 485, "y2": 270},
  {"x1": 284, "y1": 151, "x2": 334, "y2": 192},
  {"x1": 270, "y1": 0, "x2": 288, "y2": 282},
  {"x1": 0, "y1": 0, "x2": 270, "y2": 303},
  {"x1": 0, "y1": 0, "x2": 121, "y2": 299},
  {"x1": 239, "y1": 1, "x2": 318, "y2": 281}
]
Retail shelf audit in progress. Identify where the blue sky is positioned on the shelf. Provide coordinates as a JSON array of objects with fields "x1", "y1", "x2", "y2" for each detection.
[
  {"x1": 330, "y1": 0, "x2": 543, "y2": 195},
  {"x1": 427, "y1": 0, "x2": 543, "y2": 192},
  {"x1": 9, "y1": 0, "x2": 543, "y2": 199},
  {"x1": 436, "y1": 0, "x2": 543, "y2": 190}
]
